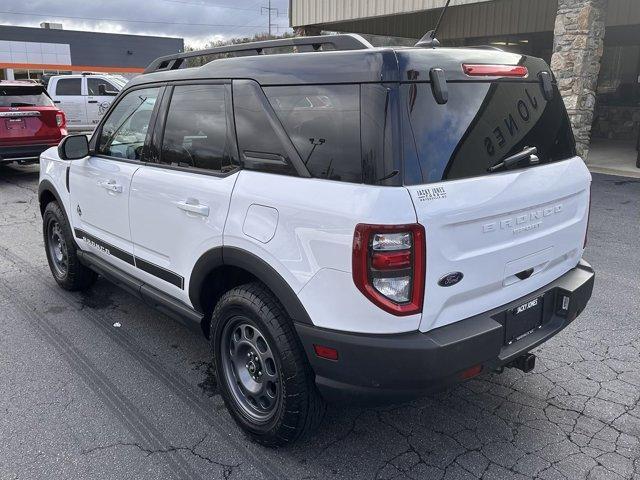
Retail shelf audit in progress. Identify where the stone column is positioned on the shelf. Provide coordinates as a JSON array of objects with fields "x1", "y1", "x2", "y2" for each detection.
[
  {"x1": 551, "y1": 0, "x2": 608, "y2": 160},
  {"x1": 294, "y1": 26, "x2": 322, "y2": 37}
]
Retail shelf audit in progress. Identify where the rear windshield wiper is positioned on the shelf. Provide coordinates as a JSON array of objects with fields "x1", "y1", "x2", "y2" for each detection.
[{"x1": 488, "y1": 146, "x2": 539, "y2": 173}]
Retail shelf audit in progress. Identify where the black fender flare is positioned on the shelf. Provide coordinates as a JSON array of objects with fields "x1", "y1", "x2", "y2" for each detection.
[
  {"x1": 189, "y1": 246, "x2": 312, "y2": 325},
  {"x1": 38, "y1": 179, "x2": 66, "y2": 217}
]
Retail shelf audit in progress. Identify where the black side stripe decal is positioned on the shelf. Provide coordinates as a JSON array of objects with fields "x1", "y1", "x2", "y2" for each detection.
[
  {"x1": 135, "y1": 257, "x2": 184, "y2": 289},
  {"x1": 75, "y1": 229, "x2": 135, "y2": 265},
  {"x1": 74, "y1": 229, "x2": 184, "y2": 289}
]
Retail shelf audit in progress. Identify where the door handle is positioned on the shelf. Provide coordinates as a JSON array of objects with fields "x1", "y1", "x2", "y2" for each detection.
[
  {"x1": 88, "y1": 100, "x2": 98, "y2": 104},
  {"x1": 97, "y1": 179, "x2": 123, "y2": 193},
  {"x1": 176, "y1": 199, "x2": 209, "y2": 217}
]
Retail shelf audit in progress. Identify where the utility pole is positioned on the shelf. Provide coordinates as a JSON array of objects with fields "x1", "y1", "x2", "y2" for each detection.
[{"x1": 261, "y1": 0, "x2": 278, "y2": 37}]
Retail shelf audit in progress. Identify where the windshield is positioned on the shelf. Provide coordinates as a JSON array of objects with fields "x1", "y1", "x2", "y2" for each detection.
[
  {"x1": 402, "y1": 81, "x2": 576, "y2": 184},
  {"x1": 0, "y1": 85, "x2": 54, "y2": 107},
  {"x1": 109, "y1": 76, "x2": 128, "y2": 89}
]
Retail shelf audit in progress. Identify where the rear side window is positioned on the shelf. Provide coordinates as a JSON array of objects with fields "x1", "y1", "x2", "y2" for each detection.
[
  {"x1": 265, "y1": 85, "x2": 362, "y2": 183},
  {"x1": 232, "y1": 80, "x2": 298, "y2": 176},
  {"x1": 55, "y1": 78, "x2": 82, "y2": 96},
  {"x1": 0, "y1": 85, "x2": 53, "y2": 107},
  {"x1": 159, "y1": 84, "x2": 237, "y2": 173},
  {"x1": 402, "y1": 82, "x2": 576, "y2": 184}
]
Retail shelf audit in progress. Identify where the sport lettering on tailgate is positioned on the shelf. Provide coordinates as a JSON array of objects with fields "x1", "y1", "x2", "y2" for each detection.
[{"x1": 482, "y1": 204, "x2": 563, "y2": 235}]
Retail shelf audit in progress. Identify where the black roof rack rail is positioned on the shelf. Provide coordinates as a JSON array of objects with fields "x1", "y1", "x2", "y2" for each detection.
[{"x1": 143, "y1": 34, "x2": 374, "y2": 74}]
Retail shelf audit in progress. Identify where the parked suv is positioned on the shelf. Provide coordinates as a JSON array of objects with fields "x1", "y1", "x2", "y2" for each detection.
[
  {"x1": 38, "y1": 35, "x2": 595, "y2": 446},
  {"x1": 0, "y1": 81, "x2": 67, "y2": 164}
]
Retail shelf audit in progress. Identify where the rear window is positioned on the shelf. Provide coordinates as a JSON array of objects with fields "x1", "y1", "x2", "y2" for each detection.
[
  {"x1": 0, "y1": 85, "x2": 54, "y2": 107},
  {"x1": 264, "y1": 85, "x2": 362, "y2": 183},
  {"x1": 402, "y1": 82, "x2": 576, "y2": 185}
]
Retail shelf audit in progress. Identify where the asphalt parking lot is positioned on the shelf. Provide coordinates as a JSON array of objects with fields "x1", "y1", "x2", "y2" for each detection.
[{"x1": 0, "y1": 164, "x2": 638, "y2": 480}]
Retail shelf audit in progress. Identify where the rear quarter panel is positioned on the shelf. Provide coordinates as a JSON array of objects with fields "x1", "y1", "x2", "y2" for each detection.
[{"x1": 225, "y1": 170, "x2": 422, "y2": 334}]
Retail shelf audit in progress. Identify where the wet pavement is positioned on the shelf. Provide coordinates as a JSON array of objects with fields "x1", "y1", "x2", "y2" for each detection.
[{"x1": 0, "y1": 163, "x2": 638, "y2": 479}]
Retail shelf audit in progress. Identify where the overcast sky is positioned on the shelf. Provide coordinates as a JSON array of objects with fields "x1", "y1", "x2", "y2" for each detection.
[{"x1": 0, "y1": 0, "x2": 292, "y2": 48}]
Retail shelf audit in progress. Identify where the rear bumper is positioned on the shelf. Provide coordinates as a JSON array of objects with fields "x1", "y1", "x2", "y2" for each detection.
[
  {"x1": 296, "y1": 260, "x2": 595, "y2": 404},
  {"x1": 0, "y1": 143, "x2": 58, "y2": 163}
]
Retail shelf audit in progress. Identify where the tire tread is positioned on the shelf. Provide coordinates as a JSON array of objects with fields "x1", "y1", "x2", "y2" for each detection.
[
  {"x1": 43, "y1": 201, "x2": 96, "y2": 291},
  {"x1": 211, "y1": 282, "x2": 325, "y2": 446}
]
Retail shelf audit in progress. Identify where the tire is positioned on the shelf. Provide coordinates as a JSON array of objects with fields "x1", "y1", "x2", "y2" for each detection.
[
  {"x1": 43, "y1": 201, "x2": 97, "y2": 291},
  {"x1": 211, "y1": 282, "x2": 326, "y2": 446}
]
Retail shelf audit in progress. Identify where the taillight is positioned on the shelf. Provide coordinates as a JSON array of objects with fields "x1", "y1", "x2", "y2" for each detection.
[
  {"x1": 56, "y1": 112, "x2": 65, "y2": 127},
  {"x1": 352, "y1": 224, "x2": 425, "y2": 316},
  {"x1": 462, "y1": 64, "x2": 528, "y2": 78},
  {"x1": 584, "y1": 185, "x2": 592, "y2": 249}
]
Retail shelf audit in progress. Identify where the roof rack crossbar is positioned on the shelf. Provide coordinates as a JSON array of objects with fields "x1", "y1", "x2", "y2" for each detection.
[{"x1": 143, "y1": 34, "x2": 373, "y2": 74}]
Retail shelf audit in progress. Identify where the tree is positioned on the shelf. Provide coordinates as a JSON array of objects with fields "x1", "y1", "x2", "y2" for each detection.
[{"x1": 184, "y1": 32, "x2": 295, "y2": 67}]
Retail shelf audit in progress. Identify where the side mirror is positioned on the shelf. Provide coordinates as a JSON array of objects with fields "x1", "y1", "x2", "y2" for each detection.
[
  {"x1": 58, "y1": 135, "x2": 90, "y2": 160},
  {"x1": 98, "y1": 83, "x2": 118, "y2": 96}
]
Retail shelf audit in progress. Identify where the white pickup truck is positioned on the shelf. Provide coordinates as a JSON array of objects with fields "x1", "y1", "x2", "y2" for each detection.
[{"x1": 46, "y1": 73, "x2": 128, "y2": 132}]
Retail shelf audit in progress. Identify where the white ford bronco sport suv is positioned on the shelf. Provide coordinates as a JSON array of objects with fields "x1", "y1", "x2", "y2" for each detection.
[{"x1": 38, "y1": 34, "x2": 595, "y2": 446}]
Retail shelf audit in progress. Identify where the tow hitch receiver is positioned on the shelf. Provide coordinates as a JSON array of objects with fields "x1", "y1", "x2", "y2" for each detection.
[{"x1": 508, "y1": 353, "x2": 536, "y2": 373}]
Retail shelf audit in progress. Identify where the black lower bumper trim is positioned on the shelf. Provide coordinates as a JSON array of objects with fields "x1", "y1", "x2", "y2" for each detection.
[
  {"x1": 0, "y1": 143, "x2": 57, "y2": 162},
  {"x1": 296, "y1": 260, "x2": 595, "y2": 404}
]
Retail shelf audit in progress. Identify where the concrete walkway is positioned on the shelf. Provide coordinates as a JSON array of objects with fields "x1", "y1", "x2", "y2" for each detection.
[{"x1": 588, "y1": 138, "x2": 640, "y2": 178}]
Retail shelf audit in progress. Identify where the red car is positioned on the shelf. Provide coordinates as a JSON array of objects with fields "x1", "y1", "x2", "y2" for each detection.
[{"x1": 0, "y1": 81, "x2": 67, "y2": 164}]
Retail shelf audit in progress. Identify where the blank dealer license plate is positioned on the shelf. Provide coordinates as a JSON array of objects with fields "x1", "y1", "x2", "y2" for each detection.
[
  {"x1": 5, "y1": 118, "x2": 26, "y2": 130},
  {"x1": 504, "y1": 296, "x2": 543, "y2": 344}
]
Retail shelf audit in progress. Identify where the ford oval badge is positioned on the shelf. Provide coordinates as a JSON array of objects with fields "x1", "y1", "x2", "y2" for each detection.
[{"x1": 438, "y1": 272, "x2": 463, "y2": 287}]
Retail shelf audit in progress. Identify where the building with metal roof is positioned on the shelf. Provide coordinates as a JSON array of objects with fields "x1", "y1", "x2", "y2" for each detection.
[
  {"x1": 0, "y1": 24, "x2": 184, "y2": 82},
  {"x1": 290, "y1": 0, "x2": 640, "y2": 174}
]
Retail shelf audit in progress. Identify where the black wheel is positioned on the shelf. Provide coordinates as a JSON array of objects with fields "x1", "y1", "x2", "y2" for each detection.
[
  {"x1": 211, "y1": 282, "x2": 325, "y2": 446},
  {"x1": 43, "y1": 201, "x2": 97, "y2": 291}
]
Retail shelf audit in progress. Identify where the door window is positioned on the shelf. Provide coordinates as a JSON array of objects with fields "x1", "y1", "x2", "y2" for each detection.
[
  {"x1": 87, "y1": 78, "x2": 119, "y2": 96},
  {"x1": 55, "y1": 78, "x2": 82, "y2": 96},
  {"x1": 96, "y1": 87, "x2": 160, "y2": 160},
  {"x1": 159, "y1": 84, "x2": 237, "y2": 172}
]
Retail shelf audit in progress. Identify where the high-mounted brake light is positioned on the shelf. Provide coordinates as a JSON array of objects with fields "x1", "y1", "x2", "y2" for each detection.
[
  {"x1": 353, "y1": 224, "x2": 425, "y2": 316},
  {"x1": 462, "y1": 64, "x2": 528, "y2": 78}
]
